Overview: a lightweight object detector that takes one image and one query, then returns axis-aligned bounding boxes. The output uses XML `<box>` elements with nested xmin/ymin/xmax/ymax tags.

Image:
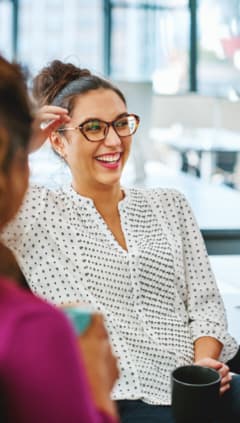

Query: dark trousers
<box><xmin>117</xmin><ymin>374</ymin><xmax>240</xmax><ymax>423</ymax></box>
<box><xmin>117</xmin><ymin>400</ymin><xmax>175</xmax><ymax>423</ymax></box>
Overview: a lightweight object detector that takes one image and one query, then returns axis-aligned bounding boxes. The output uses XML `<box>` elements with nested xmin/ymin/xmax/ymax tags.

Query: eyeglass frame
<box><xmin>57</xmin><ymin>113</ymin><xmax>140</xmax><ymax>142</ymax></box>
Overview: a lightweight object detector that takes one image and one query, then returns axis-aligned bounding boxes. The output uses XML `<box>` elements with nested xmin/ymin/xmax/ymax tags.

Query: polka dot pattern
<box><xmin>1</xmin><ymin>184</ymin><xmax>238</xmax><ymax>405</ymax></box>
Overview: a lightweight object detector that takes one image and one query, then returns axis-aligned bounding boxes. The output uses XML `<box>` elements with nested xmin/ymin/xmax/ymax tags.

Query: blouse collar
<box><xmin>63</xmin><ymin>184</ymin><xmax>130</xmax><ymax>209</ymax></box>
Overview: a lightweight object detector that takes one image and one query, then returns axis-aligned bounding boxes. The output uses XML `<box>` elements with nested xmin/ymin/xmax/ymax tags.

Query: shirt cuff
<box><xmin>189</xmin><ymin>321</ymin><xmax>239</xmax><ymax>362</ymax></box>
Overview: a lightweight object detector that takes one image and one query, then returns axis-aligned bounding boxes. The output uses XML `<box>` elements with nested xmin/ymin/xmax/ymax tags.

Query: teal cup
<box><xmin>63</xmin><ymin>306</ymin><xmax>92</xmax><ymax>334</ymax></box>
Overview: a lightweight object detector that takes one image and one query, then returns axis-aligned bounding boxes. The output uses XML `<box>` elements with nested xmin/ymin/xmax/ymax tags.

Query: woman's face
<box><xmin>52</xmin><ymin>88</ymin><xmax>132</xmax><ymax>193</ymax></box>
<box><xmin>0</xmin><ymin>148</ymin><xmax>29</xmax><ymax>229</ymax></box>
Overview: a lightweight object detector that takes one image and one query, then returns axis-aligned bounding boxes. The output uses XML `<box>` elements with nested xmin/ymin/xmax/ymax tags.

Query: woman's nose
<box><xmin>103</xmin><ymin>125</ymin><xmax>121</xmax><ymax>147</ymax></box>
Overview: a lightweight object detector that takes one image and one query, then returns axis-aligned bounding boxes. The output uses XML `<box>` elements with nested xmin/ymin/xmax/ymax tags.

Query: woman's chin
<box><xmin>93</xmin><ymin>165</ymin><xmax>123</xmax><ymax>185</ymax></box>
<box><xmin>95</xmin><ymin>171</ymin><xmax>122</xmax><ymax>187</ymax></box>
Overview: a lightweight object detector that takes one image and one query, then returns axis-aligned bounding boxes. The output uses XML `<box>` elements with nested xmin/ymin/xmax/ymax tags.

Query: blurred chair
<box><xmin>214</xmin><ymin>98</ymin><xmax>240</xmax><ymax>186</ymax></box>
<box><xmin>218</xmin><ymin>98</ymin><xmax>240</xmax><ymax>132</ymax></box>
<box><xmin>113</xmin><ymin>80</ymin><xmax>153</xmax><ymax>182</ymax></box>
<box><xmin>151</xmin><ymin>93</ymin><xmax>217</xmax><ymax>175</ymax></box>
<box><xmin>151</xmin><ymin>94</ymin><xmax>240</xmax><ymax>184</ymax></box>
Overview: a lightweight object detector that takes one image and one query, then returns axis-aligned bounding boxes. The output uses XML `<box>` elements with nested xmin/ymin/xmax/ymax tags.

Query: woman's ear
<box><xmin>50</xmin><ymin>132</ymin><xmax>67</xmax><ymax>160</ymax></box>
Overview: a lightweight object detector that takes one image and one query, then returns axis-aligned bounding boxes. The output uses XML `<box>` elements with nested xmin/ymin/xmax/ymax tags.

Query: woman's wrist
<box><xmin>194</xmin><ymin>336</ymin><xmax>223</xmax><ymax>362</ymax></box>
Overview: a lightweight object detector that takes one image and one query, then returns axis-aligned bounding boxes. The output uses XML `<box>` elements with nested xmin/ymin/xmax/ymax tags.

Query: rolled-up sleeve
<box><xmin>173</xmin><ymin>190</ymin><xmax>238</xmax><ymax>362</ymax></box>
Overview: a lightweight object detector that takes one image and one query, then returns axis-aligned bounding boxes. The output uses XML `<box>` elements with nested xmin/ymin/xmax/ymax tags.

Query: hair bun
<box><xmin>32</xmin><ymin>60</ymin><xmax>91</xmax><ymax>106</ymax></box>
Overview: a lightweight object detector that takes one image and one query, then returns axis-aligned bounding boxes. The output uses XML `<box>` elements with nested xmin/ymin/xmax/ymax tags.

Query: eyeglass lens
<box><xmin>82</xmin><ymin>115</ymin><xmax>138</xmax><ymax>141</ymax></box>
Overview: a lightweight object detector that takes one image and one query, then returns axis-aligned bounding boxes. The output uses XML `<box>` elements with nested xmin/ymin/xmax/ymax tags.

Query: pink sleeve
<box><xmin>2</xmin><ymin>307</ymin><xmax>117</xmax><ymax>423</ymax></box>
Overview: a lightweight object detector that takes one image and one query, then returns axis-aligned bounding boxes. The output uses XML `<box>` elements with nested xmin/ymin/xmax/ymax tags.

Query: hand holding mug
<box><xmin>62</xmin><ymin>304</ymin><xmax>119</xmax><ymax>419</ymax></box>
<box><xmin>79</xmin><ymin>314</ymin><xmax>119</xmax><ymax>418</ymax></box>
<box><xmin>195</xmin><ymin>357</ymin><xmax>232</xmax><ymax>395</ymax></box>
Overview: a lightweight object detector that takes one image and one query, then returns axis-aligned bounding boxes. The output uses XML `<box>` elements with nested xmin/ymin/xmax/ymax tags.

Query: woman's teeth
<box><xmin>96</xmin><ymin>153</ymin><xmax>120</xmax><ymax>163</ymax></box>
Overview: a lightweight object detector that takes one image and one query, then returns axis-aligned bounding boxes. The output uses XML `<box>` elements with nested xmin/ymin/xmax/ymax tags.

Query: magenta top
<box><xmin>0</xmin><ymin>277</ymin><xmax>117</xmax><ymax>423</ymax></box>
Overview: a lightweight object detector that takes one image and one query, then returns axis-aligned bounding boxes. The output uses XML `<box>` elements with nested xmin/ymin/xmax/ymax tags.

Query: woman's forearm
<box><xmin>194</xmin><ymin>336</ymin><xmax>223</xmax><ymax>362</ymax></box>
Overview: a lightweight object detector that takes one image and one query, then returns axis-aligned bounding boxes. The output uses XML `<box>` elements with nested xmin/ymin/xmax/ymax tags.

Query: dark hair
<box><xmin>32</xmin><ymin>60</ymin><xmax>126</xmax><ymax>114</ymax></box>
<box><xmin>0</xmin><ymin>55</ymin><xmax>32</xmax><ymax>172</ymax></box>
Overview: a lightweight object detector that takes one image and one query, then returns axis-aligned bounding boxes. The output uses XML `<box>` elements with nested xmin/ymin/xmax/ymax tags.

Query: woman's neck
<box><xmin>71</xmin><ymin>181</ymin><xmax>124</xmax><ymax>217</ymax></box>
<box><xmin>71</xmin><ymin>180</ymin><xmax>127</xmax><ymax>250</ymax></box>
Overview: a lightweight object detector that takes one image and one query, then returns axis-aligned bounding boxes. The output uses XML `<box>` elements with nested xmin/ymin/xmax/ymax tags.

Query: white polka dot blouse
<box><xmin>1</xmin><ymin>185</ymin><xmax>238</xmax><ymax>405</ymax></box>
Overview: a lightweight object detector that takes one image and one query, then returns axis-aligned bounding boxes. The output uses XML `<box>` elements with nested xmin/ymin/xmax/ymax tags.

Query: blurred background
<box><xmin>1</xmin><ymin>0</ymin><xmax>240</xmax><ymax>95</ymax></box>
<box><xmin>2</xmin><ymin>0</ymin><xmax>240</xmax><ymax>188</ymax></box>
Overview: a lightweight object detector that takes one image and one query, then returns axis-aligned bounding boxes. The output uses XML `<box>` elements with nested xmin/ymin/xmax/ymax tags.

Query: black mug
<box><xmin>171</xmin><ymin>365</ymin><xmax>221</xmax><ymax>423</ymax></box>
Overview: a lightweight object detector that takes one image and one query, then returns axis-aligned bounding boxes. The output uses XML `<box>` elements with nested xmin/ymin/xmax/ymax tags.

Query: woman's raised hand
<box><xmin>29</xmin><ymin>105</ymin><xmax>70</xmax><ymax>153</ymax></box>
<box><xmin>78</xmin><ymin>314</ymin><xmax>119</xmax><ymax>419</ymax></box>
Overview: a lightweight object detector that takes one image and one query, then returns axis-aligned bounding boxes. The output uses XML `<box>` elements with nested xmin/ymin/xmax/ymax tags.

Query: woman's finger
<box><xmin>218</xmin><ymin>364</ymin><xmax>230</xmax><ymax>378</ymax></box>
<box><xmin>194</xmin><ymin>357</ymin><xmax>222</xmax><ymax>370</ymax></box>
<box><xmin>43</xmin><ymin>116</ymin><xmax>69</xmax><ymax>130</ymax></box>
<box><xmin>37</xmin><ymin>113</ymin><xmax>62</xmax><ymax>122</ymax></box>
<box><xmin>220</xmin><ymin>372</ymin><xmax>232</xmax><ymax>386</ymax></box>
<box><xmin>90</xmin><ymin>314</ymin><xmax>109</xmax><ymax>338</ymax></box>
<box><xmin>33</xmin><ymin>106</ymin><xmax>70</xmax><ymax>128</ymax></box>
<box><xmin>220</xmin><ymin>383</ymin><xmax>231</xmax><ymax>395</ymax></box>
<box><xmin>39</xmin><ymin>105</ymin><xmax>69</xmax><ymax>114</ymax></box>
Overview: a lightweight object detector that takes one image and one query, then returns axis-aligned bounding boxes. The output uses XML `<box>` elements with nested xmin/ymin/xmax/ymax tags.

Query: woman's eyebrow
<box><xmin>77</xmin><ymin>112</ymin><xmax>128</xmax><ymax>125</ymax></box>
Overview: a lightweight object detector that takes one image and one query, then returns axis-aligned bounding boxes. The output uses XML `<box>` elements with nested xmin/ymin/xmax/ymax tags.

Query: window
<box><xmin>198</xmin><ymin>0</ymin><xmax>240</xmax><ymax>96</ymax></box>
<box><xmin>16</xmin><ymin>0</ymin><xmax>104</xmax><ymax>76</ymax></box>
<box><xmin>0</xmin><ymin>0</ymin><xmax>13</xmax><ymax>60</ymax></box>
<box><xmin>110</xmin><ymin>1</ymin><xmax>190</xmax><ymax>94</ymax></box>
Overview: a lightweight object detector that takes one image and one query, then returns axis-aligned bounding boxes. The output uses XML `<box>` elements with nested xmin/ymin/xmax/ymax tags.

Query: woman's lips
<box><xmin>95</xmin><ymin>152</ymin><xmax>121</xmax><ymax>169</ymax></box>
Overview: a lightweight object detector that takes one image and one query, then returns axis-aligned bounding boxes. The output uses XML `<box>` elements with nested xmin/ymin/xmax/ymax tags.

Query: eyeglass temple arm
<box><xmin>58</xmin><ymin>127</ymin><xmax>78</xmax><ymax>132</ymax></box>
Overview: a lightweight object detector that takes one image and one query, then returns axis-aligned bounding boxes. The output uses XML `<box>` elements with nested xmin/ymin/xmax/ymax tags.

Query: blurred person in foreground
<box><xmin>2</xmin><ymin>59</ymin><xmax>240</xmax><ymax>423</ymax></box>
<box><xmin>0</xmin><ymin>55</ymin><xmax>118</xmax><ymax>423</ymax></box>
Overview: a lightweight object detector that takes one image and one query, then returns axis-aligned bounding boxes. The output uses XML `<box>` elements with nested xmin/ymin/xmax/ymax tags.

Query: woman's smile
<box><xmin>95</xmin><ymin>152</ymin><xmax>122</xmax><ymax>169</ymax></box>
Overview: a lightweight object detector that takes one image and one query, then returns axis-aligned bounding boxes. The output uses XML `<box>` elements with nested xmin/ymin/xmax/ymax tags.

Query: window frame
<box><xmin>6</xmin><ymin>0</ymin><xmax>198</xmax><ymax>91</ymax></box>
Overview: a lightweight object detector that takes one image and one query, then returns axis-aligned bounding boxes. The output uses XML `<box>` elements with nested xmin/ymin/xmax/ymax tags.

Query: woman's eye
<box><xmin>115</xmin><ymin>119</ymin><xmax>128</xmax><ymax>128</ymax></box>
<box><xmin>84</xmin><ymin>121</ymin><xmax>102</xmax><ymax>132</ymax></box>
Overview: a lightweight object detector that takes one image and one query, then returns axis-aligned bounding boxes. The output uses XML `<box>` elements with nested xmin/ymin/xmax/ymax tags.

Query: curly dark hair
<box><xmin>32</xmin><ymin>59</ymin><xmax>126</xmax><ymax>115</ymax></box>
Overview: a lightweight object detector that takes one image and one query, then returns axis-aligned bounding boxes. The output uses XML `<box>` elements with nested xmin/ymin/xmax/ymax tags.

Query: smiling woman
<box><xmin>1</xmin><ymin>59</ymin><xmax>240</xmax><ymax>423</ymax></box>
